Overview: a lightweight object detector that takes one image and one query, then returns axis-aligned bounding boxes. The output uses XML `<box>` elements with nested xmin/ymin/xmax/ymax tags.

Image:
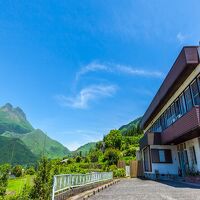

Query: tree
<box><xmin>103</xmin><ymin>148</ymin><xmax>121</xmax><ymax>165</ymax></box>
<box><xmin>89</xmin><ymin>149</ymin><xmax>102</xmax><ymax>163</ymax></box>
<box><xmin>26</xmin><ymin>166</ymin><xmax>35</xmax><ymax>175</ymax></box>
<box><xmin>30</xmin><ymin>157</ymin><xmax>52</xmax><ymax>200</ymax></box>
<box><xmin>0</xmin><ymin>164</ymin><xmax>10</xmax><ymax>197</ymax></box>
<box><xmin>103</xmin><ymin>130</ymin><xmax>122</xmax><ymax>150</ymax></box>
<box><xmin>75</xmin><ymin>156</ymin><xmax>82</xmax><ymax>163</ymax></box>
<box><xmin>12</xmin><ymin>165</ymin><xmax>23</xmax><ymax>177</ymax></box>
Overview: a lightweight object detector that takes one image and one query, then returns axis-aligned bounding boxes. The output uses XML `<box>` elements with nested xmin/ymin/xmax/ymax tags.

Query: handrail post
<box><xmin>52</xmin><ymin>176</ymin><xmax>56</xmax><ymax>200</ymax></box>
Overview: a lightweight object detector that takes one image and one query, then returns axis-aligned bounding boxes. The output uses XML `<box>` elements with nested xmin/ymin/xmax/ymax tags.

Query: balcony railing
<box><xmin>162</xmin><ymin>106</ymin><xmax>200</xmax><ymax>144</ymax></box>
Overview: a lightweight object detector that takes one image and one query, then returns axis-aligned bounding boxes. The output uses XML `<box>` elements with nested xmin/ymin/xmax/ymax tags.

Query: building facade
<box><xmin>139</xmin><ymin>46</ymin><xmax>200</xmax><ymax>179</ymax></box>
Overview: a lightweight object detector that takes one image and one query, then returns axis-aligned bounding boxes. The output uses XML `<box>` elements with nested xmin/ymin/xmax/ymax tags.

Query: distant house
<box><xmin>139</xmin><ymin>46</ymin><xmax>200</xmax><ymax>179</ymax></box>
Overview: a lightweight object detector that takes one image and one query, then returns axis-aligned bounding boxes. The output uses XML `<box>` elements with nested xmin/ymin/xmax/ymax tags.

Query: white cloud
<box><xmin>115</xmin><ymin>64</ymin><xmax>163</xmax><ymax>77</ymax></box>
<box><xmin>76</xmin><ymin>61</ymin><xmax>110</xmax><ymax>80</ymax></box>
<box><xmin>65</xmin><ymin>142</ymin><xmax>82</xmax><ymax>151</ymax></box>
<box><xmin>177</xmin><ymin>32</ymin><xmax>187</xmax><ymax>43</ymax></box>
<box><xmin>56</xmin><ymin>84</ymin><xmax>117</xmax><ymax>109</ymax></box>
<box><xmin>76</xmin><ymin>61</ymin><xmax>163</xmax><ymax>79</ymax></box>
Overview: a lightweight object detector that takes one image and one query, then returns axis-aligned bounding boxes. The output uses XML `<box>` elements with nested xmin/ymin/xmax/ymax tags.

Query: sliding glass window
<box><xmin>179</xmin><ymin>94</ymin><xmax>187</xmax><ymax>115</ymax></box>
<box><xmin>190</xmin><ymin>80</ymin><xmax>200</xmax><ymax>105</ymax></box>
<box><xmin>184</xmin><ymin>87</ymin><xmax>193</xmax><ymax>111</ymax></box>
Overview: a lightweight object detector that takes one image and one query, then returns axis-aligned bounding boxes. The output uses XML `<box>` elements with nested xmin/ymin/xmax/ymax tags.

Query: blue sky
<box><xmin>0</xmin><ymin>0</ymin><xmax>200</xmax><ymax>150</ymax></box>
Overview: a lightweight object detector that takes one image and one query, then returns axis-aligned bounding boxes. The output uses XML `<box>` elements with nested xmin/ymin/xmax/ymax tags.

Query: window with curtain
<box><xmin>151</xmin><ymin>149</ymin><xmax>172</xmax><ymax>163</ymax></box>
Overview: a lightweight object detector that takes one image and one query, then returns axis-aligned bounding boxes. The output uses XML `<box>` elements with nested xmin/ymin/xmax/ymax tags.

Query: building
<box><xmin>139</xmin><ymin>46</ymin><xmax>200</xmax><ymax>179</ymax></box>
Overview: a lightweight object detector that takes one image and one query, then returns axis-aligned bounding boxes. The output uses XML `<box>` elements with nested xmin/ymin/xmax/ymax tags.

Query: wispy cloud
<box><xmin>56</xmin><ymin>84</ymin><xmax>117</xmax><ymax>109</ymax></box>
<box><xmin>115</xmin><ymin>64</ymin><xmax>163</xmax><ymax>77</ymax></box>
<box><xmin>76</xmin><ymin>62</ymin><xmax>110</xmax><ymax>81</ymax></box>
<box><xmin>176</xmin><ymin>32</ymin><xmax>187</xmax><ymax>44</ymax></box>
<box><xmin>76</xmin><ymin>61</ymin><xmax>163</xmax><ymax>80</ymax></box>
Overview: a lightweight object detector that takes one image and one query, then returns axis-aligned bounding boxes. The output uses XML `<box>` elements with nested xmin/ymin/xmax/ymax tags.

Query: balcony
<box><xmin>162</xmin><ymin>106</ymin><xmax>200</xmax><ymax>144</ymax></box>
<box><xmin>139</xmin><ymin>132</ymin><xmax>161</xmax><ymax>150</ymax></box>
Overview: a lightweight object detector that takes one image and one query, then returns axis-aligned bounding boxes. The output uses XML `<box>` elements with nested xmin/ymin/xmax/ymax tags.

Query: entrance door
<box><xmin>178</xmin><ymin>146</ymin><xmax>189</xmax><ymax>176</ymax></box>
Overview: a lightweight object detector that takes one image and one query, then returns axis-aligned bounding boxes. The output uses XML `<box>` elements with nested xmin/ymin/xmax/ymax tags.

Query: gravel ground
<box><xmin>89</xmin><ymin>178</ymin><xmax>200</xmax><ymax>200</ymax></box>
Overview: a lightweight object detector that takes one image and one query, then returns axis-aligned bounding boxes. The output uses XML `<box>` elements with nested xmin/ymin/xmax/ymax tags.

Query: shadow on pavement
<box><xmin>156</xmin><ymin>180</ymin><xmax>200</xmax><ymax>189</ymax></box>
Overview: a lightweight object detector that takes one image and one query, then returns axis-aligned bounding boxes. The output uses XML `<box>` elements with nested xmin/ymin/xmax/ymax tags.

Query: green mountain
<box><xmin>73</xmin><ymin>142</ymin><xmax>96</xmax><ymax>156</ymax></box>
<box><xmin>119</xmin><ymin>117</ymin><xmax>142</xmax><ymax>135</ymax></box>
<box><xmin>0</xmin><ymin>136</ymin><xmax>37</xmax><ymax>165</ymax></box>
<box><xmin>0</xmin><ymin>103</ymin><xmax>70</xmax><ymax>165</ymax></box>
<box><xmin>20</xmin><ymin>129</ymin><xmax>70</xmax><ymax>158</ymax></box>
<box><xmin>0</xmin><ymin>103</ymin><xmax>34</xmax><ymax>134</ymax></box>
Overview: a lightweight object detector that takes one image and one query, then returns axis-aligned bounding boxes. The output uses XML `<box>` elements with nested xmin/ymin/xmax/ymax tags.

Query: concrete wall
<box><xmin>150</xmin><ymin>145</ymin><xmax>179</xmax><ymax>175</ymax></box>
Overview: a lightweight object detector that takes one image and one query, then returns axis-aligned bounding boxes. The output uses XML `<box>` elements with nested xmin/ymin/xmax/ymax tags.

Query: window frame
<box><xmin>151</xmin><ymin>149</ymin><xmax>173</xmax><ymax>164</ymax></box>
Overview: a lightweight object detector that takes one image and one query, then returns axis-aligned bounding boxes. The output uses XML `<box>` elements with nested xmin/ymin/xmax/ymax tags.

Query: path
<box><xmin>89</xmin><ymin>178</ymin><xmax>200</xmax><ymax>200</ymax></box>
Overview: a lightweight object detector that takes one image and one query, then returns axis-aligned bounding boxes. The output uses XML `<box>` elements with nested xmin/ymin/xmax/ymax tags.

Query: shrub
<box><xmin>113</xmin><ymin>168</ymin><xmax>126</xmax><ymax>178</ymax></box>
<box><xmin>26</xmin><ymin>166</ymin><xmax>35</xmax><ymax>175</ymax></box>
<box><xmin>0</xmin><ymin>164</ymin><xmax>10</xmax><ymax>197</ymax></box>
<box><xmin>109</xmin><ymin>165</ymin><xmax>117</xmax><ymax>171</ymax></box>
<box><xmin>12</xmin><ymin>165</ymin><xmax>23</xmax><ymax>177</ymax></box>
<box><xmin>103</xmin><ymin>130</ymin><xmax>122</xmax><ymax>150</ymax></box>
<box><xmin>75</xmin><ymin>156</ymin><xmax>82</xmax><ymax>163</ymax></box>
<box><xmin>89</xmin><ymin>150</ymin><xmax>102</xmax><ymax>163</ymax></box>
<box><xmin>103</xmin><ymin>148</ymin><xmax>121</xmax><ymax>165</ymax></box>
<box><xmin>123</xmin><ymin>146</ymin><xmax>137</xmax><ymax>157</ymax></box>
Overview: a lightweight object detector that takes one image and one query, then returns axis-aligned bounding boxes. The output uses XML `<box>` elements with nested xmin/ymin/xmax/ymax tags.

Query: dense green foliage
<box><xmin>30</xmin><ymin>158</ymin><xmax>52</xmax><ymax>200</ymax></box>
<box><xmin>73</xmin><ymin>142</ymin><xmax>96</xmax><ymax>156</ymax></box>
<box><xmin>0</xmin><ymin>136</ymin><xmax>37</xmax><ymax>165</ymax></box>
<box><xmin>104</xmin><ymin>130</ymin><xmax>122</xmax><ymax>149</ymax></box>
<box><xmin>119</xmin><ymin>117</ymin><xmax>142</xmax><ymax>135</ymax></box>
<box><xmin>1</xmin><ymin>115</ymin><xmax>143</xmax><ymax>199</ymax></box>
<box><xmin>0</xmin><ymin>103</ymin><xmax>70</xmax><ymax>165</ymax></box>
<box><xmin>0</xmin><ymin>164</ymin><xmax>10</xmax><ymax>197</ymax></box>
<box><xmin>12</xmin><ymin>165</ymin><xmax>23</xmax><ymax>177</ymax></box>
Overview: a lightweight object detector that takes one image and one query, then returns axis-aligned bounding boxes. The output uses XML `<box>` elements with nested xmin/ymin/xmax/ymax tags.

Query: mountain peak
<box><xmin>1</xmin><ymin>103</ymin><xmax>27</xmax><ymax>120</ymax></box>
<box><xmin>15</xmin><ymin>107</ymin><xmax>27</xmax><ymax>120</ymax></box>
<box><xmin>2</xmin><ymin>103</ymin><xmax>13</xmax><ymax>111</ymax></box>
<box><xmin>0</xmin><ymin>103</ymin><xmax>33</xmax><ymax>134</ymax></box>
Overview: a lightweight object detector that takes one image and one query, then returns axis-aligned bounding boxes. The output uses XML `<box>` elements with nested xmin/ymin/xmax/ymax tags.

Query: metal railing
<box><xmin>52</xmin><ymin>172</ymin><xmax>113</xmax><ymax>200</ymax></box>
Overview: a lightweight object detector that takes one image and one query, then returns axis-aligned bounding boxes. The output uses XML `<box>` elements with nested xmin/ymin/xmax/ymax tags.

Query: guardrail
<box><xmin>52</xmin><ymin>172</ymin><xmax>113</xmax><ymax>200</ymax></box>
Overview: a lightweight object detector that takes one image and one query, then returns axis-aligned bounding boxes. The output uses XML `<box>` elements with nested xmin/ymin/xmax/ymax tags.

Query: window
<box><xmin>184</xmin><ymin>87</ymin><xmax>193</xmax><ymax>111</ymax></box>
<box><xmin>198</xmin><ymin>138</ymin><xmax>200</xmax><ymax>149</ymax></box>
<box><xmin>151</xmin><ymin>149</ymin><xmax>172</xmax><ymax>163</ymax></box>
<box><xmin>170</xmin><ymin>104</ymin><xmax>176</xmax><ymax>123</ymax></box>
<box><xmin>159</xmin><ymin>150</ymin><xmax>165</xmax><ymax>162</ymax></box>
<box><xmin>197</xmin><ymin>75</ymin><xmax>200</xmax><ymax>91</ymax></box>
<box><xmin>143</xmin><ymin>147</ymin><xmax>151</xmax><ymax>172</ymax></box>
<box><xmin>179</xmin><ymin>94</ymin><xmax>187</xmax><ymax>115</ymax></box>
<box><xmin>174</xmin><ymin>99</ymin><xmax>181</xmax><ymax>118</ymax></box>
<box><xmin>190</xmin><ymin>80</ymin><xmax>200</xmax><ymax>105</ymax></box>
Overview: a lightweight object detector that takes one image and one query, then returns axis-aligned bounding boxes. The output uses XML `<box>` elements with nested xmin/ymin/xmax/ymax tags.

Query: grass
<box><xmin>6</xmin><ymin>175</ymin><xmax>34</xmax><ymax>196</ymax></box>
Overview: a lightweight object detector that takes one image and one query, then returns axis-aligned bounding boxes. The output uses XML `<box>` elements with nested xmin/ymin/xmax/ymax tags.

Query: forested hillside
<box><xmin>0</xmin><ymin>103</ymin><xmax>70</xmax><ymax>165</ymax></box>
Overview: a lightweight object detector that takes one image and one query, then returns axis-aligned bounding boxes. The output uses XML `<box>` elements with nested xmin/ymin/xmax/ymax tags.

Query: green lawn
<box><xmin>7</xmin><ymin>175</ymin><xmax>34</xmax><ymax>196</ymax></box>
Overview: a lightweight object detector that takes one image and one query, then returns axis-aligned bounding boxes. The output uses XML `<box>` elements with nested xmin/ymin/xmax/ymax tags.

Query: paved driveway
<box><xmin>89</xmin><ymin>178</ymin><xmax>200</xmax><ymax>200</ymax></box>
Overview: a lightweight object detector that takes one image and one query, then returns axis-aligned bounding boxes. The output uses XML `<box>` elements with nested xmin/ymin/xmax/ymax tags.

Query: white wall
<box><xmin>185</xmin><ymin>137</ymin><xmax>200</xmax><ymax>172</ymax></box>
<box><xmin>150</xmin><ymin>145</ymin><xmax>179</xmax><ymax>175</ymax></box>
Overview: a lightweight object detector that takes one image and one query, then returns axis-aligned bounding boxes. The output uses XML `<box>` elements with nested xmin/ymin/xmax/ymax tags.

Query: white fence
<box><xmin>52</xmin><ymin>172</ymin><xmax>113</xmax><ymax>200</ymax></box>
